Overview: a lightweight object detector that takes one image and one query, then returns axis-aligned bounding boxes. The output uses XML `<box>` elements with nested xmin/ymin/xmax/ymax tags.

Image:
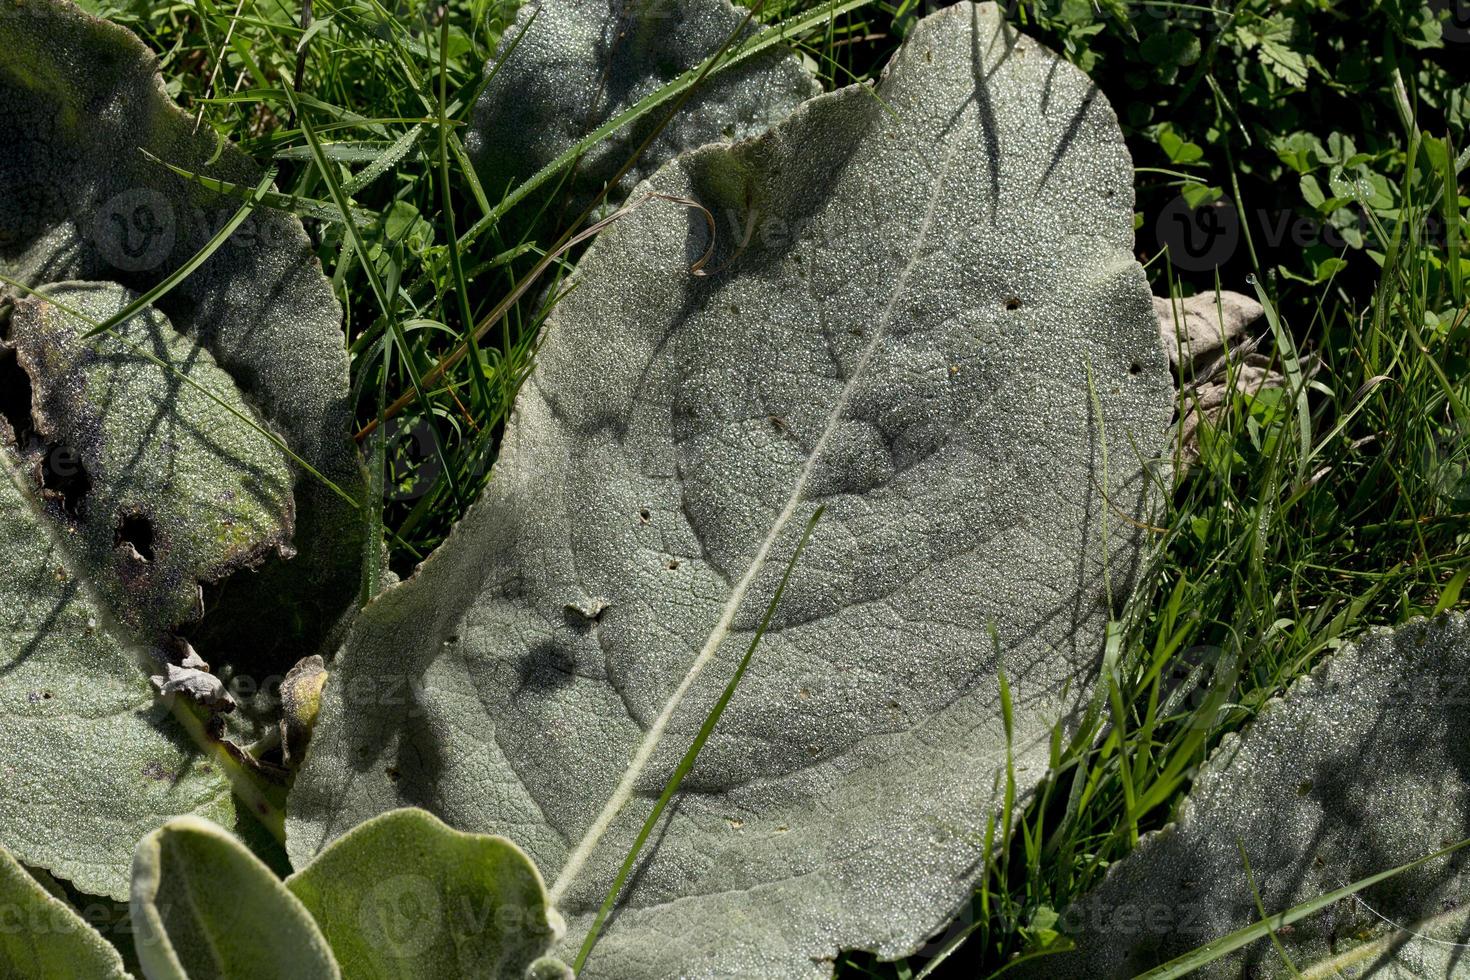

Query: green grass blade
<box><xmin>1249</xmin><ymin>277</ymin><xmax>1313</xmax><ymax>488</ymax></box>
<box><xmin>140</xmin><ymin>149</ymin><xmax>374</xmax><ymax>225</ymax></box>
<box><xmin>436</xmin><ymin>15</ymin><xmax>494</xmax><ymax>414</ymax></box>
<box><xmin>284</xmin><ymin>84</ymin><xmax>468</xmax><ymax>509</ymax></box>
<box><xmin>573</xmin><ymin>506</ymin><xmax>827</xmax><ymax>974</ymax></box>
<box><xmin>1133</xmin><ymin>836</ymin><xmax>1470</xmax><ymax>980</ymax></box>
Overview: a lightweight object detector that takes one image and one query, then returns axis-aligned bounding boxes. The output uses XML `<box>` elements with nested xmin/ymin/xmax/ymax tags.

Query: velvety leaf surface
<box><xmin>130</xmin><ymin>817</ymin><xmax>338</xmax><ymax>980</ymax></box>
<box><xmin>0</xmin><ymin>0</ymin><xmax>354</xmax><ymax>903</ymax></box>
<box><xmin>0</xmin><ymin>0</ymin><xmax>361</xmax><ymax>663</ymax></box>
<box><xmin>466</xmin><ymin>0</ymin><xmax>820</xmax><ymax>215</ymax></box>
<box><xmin>286</xmin><ymin>809</ymin><xmax>567</xmax><ymax>979</ymax></box>
<box><xmin>1031</xmin><ymin>613</ymin><xmax>1470</xmax><ymax>978</ymax></box>
<box><xmin>0</xmin><ymin>843</ymin><xmax>130</xmax><ymax>979</ymax></box>
<box><xmin>0</xmin><ymin>424</ymin><xmax>270</xmax><ymax>900</ymax></box>
<box><xmin>7</xmin><ymin>283</ymin><xmax>294</xmax><ymax>631</ymax></box>
<box><xmin>291</xmin><ymin>3</ymin><xmax>1172</xmax><ymax>976</ymax></box>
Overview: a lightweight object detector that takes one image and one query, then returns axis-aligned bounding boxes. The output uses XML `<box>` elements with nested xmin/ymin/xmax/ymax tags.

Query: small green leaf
<box><xmin>130</xmin><ymin>817</ymin><xmax>339</xmax><ymax>980</ymax></box>
<box><xmin>0</xmin><ymin>844</ymin><xmax>129</xmax><ymax>979</ymax></box>
<box><xmin>1153</xmin><ymin>123</ymin><xmax>1204</xmax><ymax>165</ymax></box>
<box><xmin>286</xmin><ymin>809</ymin><xmax>565</xmax><ymax>979</ymax></box>
<box><xmin>1238</xmin><ymin>14</ymin><xmax>1308</xmax><ymax>87</ymax></box>
<box><xmin>1272</xmin><ymin>132</ymin><xmax>1325</xmax><ymax>174</ymax></box>
<box><xmin>1299</xmin><ymin>174</ymin><xmax>1326</xmax><ymax>211</ymax></box>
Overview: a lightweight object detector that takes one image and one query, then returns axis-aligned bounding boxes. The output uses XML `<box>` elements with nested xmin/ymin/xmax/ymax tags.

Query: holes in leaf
<box><xmin>1003</xmin><ymin>297</ymin><xmax>1023</xmax><ymax>311</ymax></box>
<box><xmin>114</xmin><ymin>513</ymin><xmax>156</xmax><ymax>563</ymax></box>
<box><xmin>42</xmin><ymin>445</ymin><xmax>92</xmax><ymax>517</ymax></box>
<box><xmin>2</xmin><ymin>319</ymin><xmax>94</xmax><ymax>516</ymax></box>
<box><xmin>0</xmin><ymin>337</ymin><xmax>34</xmax><ymax>447</ymax></box>
<box><xmin>1129</xmin><ymin>361</ymin><xmax>1143</xmax><ymax>376</ymax></box>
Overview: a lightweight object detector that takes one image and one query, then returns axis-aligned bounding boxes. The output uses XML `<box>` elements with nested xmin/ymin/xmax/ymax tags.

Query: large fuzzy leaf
<box><xmin>0</xmin><ymin>290</ymin><xmax>293</xmax><ymax>899</ymax></box>
<box><xmin>131</xmin><ymin>817</ymin><xmax>338</xmax><ymax>980</ymax></box>
<box><xmin>0</xmin><ymin>843</ymin><xmax>130</xmax><ymax>979</ymax></box>
<box><xmin>0</xmin><ymin>0</ymin><xmax>361</xmax><ymax>664</ymax></box>
<box><xmin>0</xmin><ymin>0</ymin><xmax>357</xmax><ymax>902</ymax></box>
<box><xmin>1032</xmin><ymin>613</ymin><xmax>1470</xmax><ymax>978</ymax></box>
<box><xmin>466</xmin><ymin>0</ymin><xmax>820</xmax><ymax>215</ymax></box>
<box><xmin>291</xmin><ymin>3</ymin><xmax>1171</xmax><ymax>976</ymax></box>
<box><xmin>286</xmin><ymin>809</ymin><xmax>569</xmax><ymax>980</ymax></box>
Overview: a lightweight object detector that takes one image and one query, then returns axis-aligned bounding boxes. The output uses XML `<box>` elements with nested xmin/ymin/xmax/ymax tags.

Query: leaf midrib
<box><xmin>547</xmin><ymin>131</ymin><xmax>962</xmax><ymax>904</ymax></box>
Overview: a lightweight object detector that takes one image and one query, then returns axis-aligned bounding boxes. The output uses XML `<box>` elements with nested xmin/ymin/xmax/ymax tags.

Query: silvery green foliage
<box><xmin>285</xmin><ymin>809</ymin><xmax>571</xmax><ymax>980</ymax></box>
<box><xmin>0</xmin><ymin>844</ymin><xmax>129</xmax><ymax>979</ymax></box>
<box><xmin>0</xmin><ymin>295</ymin><xmax>293</xmax><ymax>898</ymax></box>
<box><xmin>0</xmin><ymin>0</ymin><xmax>357</xmax><ymax>901</ymax></box>
<box><xmin>0</xmin><ymin>807</ymin><xmax>565</xmax><ymax>979</ymax></box>
<box><xmin>0</xmin><ymin>0</ymin><xmax>361</xmax><ymax>662</ymax></box>
<box><xmin>127</xmin><ymin>810</ymin><xmax>566</xmax><ymax>980</ymax></box>
<box><xmin>291</xmin><ymin>4</ymin><xmax>1172</xmax><ymax>976</ymax></box>
<box><xmin>7</xmin><ymin>283</ymin><xmax>295</xmax><ymax>630</ymax></box>
<box><xmin>1033</xmin><ymin>613</ymin><xmax>1470</xmax><ymax>978</ymax></box>
<box><xmin>466</xmin><ymin>0</ymin><xmax>820</xmax><ymax>214</ymax></box>
<box><xmin>132</xmin><ymin>817</ymin><xmax>340</xmax><ymax>980</ymax></box>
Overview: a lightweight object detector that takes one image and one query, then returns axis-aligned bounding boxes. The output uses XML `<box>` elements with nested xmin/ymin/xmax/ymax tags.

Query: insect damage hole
<box><xmin>0</xmin><ymin>337</ymin><xmax>35</xmax><ymax>447</ymax></box>
<box><xmin>3</xmin><ymin>323</ymin><xmax>96</xmax><ymax>516</ymax></box>
<box><xmin>115</xmin><ymin>513</ymin><xmax>156</xmax><ymax>563</ymax></box>
<box><xmin>43</xmin><ymin>445</ymin><xmax>92</xmax><ymax>516</ymax></box>
<box><xmin>1003</xmin><ymin>296</ymin><xmax>1023</xmax><ymax>311</ymax></box>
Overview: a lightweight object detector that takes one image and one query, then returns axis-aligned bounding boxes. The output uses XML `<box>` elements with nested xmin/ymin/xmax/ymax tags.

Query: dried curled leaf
<box><xmin>281</xmin><ymin>655</ymin><xmax>329</xmax><ymax>767</ymax></box>
<box><xmin>292</xmin><ymin>4</ymin><xmax>1172</xmax><ymax>976</ymax></box>
<box><xmin>1033</xmin><ymin>614</ymin><xmax>1470</xmax><ymax>978</ymax></box>
<box><xmin>1154</xmin><ymin>290</ymin><xmax>1263</xmax><ymax>376</ymax></box>
<box><xmin>466</xmin><ymin>0</ymin><xmax>820</xmax><ymax>216</ymax></box>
